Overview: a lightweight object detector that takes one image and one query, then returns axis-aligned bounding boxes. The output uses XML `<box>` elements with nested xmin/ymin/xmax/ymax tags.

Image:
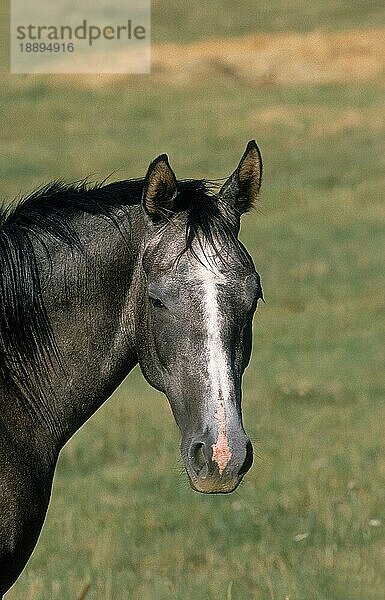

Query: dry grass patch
<box><xmin>3</xmin><ymin>27</ymin><xmax>384</xmax><ymax>91</ymax></box>
<box><xmin>150</xmin><ymin>28</ymin><xmax>385</xmax><ymax>86</ymax></box>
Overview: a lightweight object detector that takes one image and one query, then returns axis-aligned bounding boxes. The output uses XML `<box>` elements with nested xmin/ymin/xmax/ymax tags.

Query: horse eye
<box><xmin>149</xmin><ymin>296</ymin><xmax>165</xmax><ymax>309</ymax></box>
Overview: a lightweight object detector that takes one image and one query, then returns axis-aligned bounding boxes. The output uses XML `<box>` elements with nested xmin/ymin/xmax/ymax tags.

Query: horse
<box><xmin>0</xmin><ymin>140</ymin><xmax>263</xmax><ymax>595</ymax></box>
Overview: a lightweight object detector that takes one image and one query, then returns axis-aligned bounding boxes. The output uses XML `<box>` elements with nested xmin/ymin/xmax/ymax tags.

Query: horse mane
<box><xmin>0</xmin><ymin>176</ymin><xmax>240</xmax><ymax>396</ymax></box>
<box><xmin>0</xmin><ymin>178</ymin><xmax>141</xmax><ymax>394</ymax></box>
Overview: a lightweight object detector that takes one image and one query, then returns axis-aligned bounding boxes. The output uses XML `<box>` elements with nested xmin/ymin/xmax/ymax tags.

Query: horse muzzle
<box><xmin>182</xmin><ymin>431</ymin><xmax>253</xmax><ymax>494</ymax></box>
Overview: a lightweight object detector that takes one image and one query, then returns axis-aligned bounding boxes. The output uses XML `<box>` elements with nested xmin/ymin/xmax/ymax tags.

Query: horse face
<box><xmin>142</xmin><ymin>241</ymin><xmax>262</xmax><ymax>492</ymax></box>
<box><xmin>137</xmin><ymin>142</ymin><xmax>263</xmax><ymax>493</ymax></box>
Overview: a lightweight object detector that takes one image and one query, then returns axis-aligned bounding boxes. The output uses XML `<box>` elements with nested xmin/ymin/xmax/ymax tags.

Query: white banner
<box><xmin>10</xmin><ymin>1</ymin><xmax>151</xmax><ymax>73</ymax></box>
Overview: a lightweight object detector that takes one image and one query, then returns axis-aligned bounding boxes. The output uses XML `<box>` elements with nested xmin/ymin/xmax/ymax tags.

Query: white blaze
<box><xmin>197</xmin><ymin>256</ymin><xmax>232</xmax><ymax>475</ymax></box>
<box><xmin>201</xmin><ymin>274</ymin><xmax>230</xmax><ymax>401</ymax></box>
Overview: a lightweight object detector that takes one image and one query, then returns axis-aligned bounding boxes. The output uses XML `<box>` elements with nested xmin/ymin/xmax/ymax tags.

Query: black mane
<box><xmin>0</xmin><ymin>176</ymin><xmax>240</xmax><ymax>397</ymax></box>
<box><xmin>0</xmin><ymin>178</ymin><xmax>143</xmax><ymax>396</ymax></box>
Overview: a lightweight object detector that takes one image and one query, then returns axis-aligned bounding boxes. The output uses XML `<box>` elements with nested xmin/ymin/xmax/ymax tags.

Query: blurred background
<box><xmin>1</xmin><ymin>2</ymin><xmax>384</xmax><ymax>598</ymax></box>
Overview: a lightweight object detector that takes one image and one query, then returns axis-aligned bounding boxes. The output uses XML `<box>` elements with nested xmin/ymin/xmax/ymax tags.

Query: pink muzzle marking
<box><xmin>211</xmin><ymin>397</ymin><xmax>232</xmax><ymax>475</ymax></box>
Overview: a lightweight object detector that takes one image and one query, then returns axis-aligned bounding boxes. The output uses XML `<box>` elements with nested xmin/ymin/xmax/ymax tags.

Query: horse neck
<box><xmin>21</xmin><ymin>206</ymin><xmax>144</xmax><ymax>452</ymax></box>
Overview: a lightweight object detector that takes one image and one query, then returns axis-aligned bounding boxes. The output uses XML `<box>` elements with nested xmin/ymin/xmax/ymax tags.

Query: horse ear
<box><xmin>142</xmin><ymin>154</ymin><xmax>178</xmax><ymax>223</ymax></box>
<box><xmin>219</xmin><ymin>140</ymin><xmax>262</xmax><ymax>214</ymax></box>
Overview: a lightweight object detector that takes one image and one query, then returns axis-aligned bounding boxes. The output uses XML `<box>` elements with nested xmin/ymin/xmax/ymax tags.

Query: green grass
<box><xmin>151</xmin><ymin>0</ymin><xmax>385</xmax><ymax>42</ymax></box>
<box><xmin>2</xmin><ymin>3</ymin><xmax>385</xmax><ymax>598</ymax></box>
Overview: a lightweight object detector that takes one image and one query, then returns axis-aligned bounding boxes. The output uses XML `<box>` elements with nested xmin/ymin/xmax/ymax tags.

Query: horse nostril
<box><xmin>239</xmin><ymin>440</ymin><xmax>253</xmax><ymax>476</ymax></box>
<box><xmin>190</xmin><ymin>442</ymin><xmax>208</xmax><ymax>477</ymax></box>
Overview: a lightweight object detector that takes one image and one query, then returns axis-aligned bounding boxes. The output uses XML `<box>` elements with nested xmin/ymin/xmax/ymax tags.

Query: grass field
<box><xmin>1</xmin><ymin>2</ymin><xmax>385</xmax><ymax>599</ymax></box>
